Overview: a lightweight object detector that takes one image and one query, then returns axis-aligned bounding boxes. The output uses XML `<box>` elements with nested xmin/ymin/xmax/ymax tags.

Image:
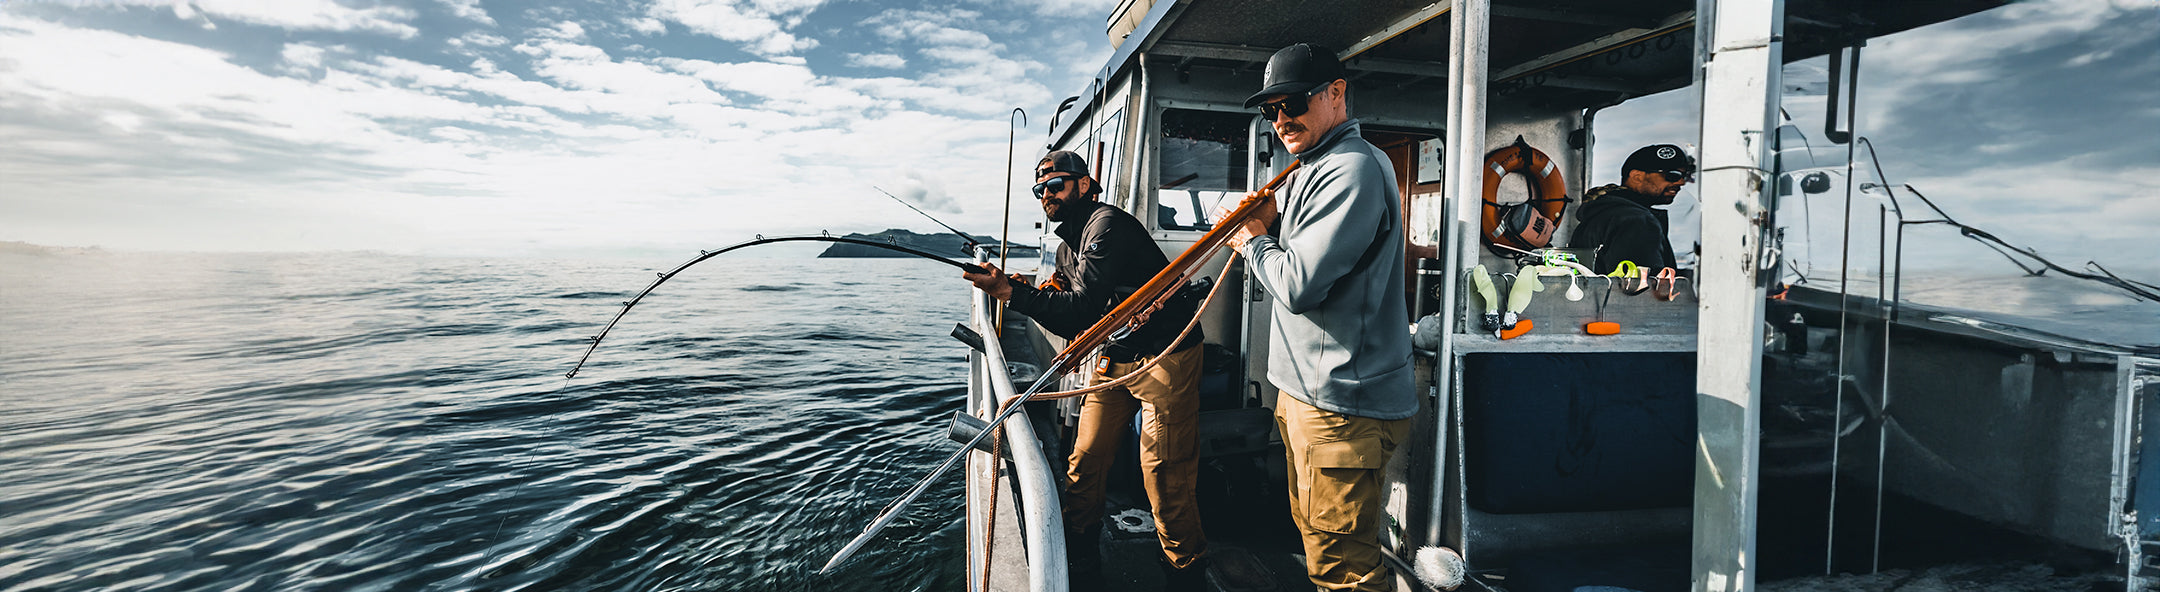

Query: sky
<box><xmin>2</xmin><ymin>0</ymin><xmax>2154</xmax><ymax>267</ymax></box>
<box><xmin>1591</xmin><ymin>0</ymin><xmax>2158</xmax><ymax>276</ymax></box>
<box><xmin>0</xmin><ymin>0</ymin><xmax>1119</xmax><ymax>257</ymax></box>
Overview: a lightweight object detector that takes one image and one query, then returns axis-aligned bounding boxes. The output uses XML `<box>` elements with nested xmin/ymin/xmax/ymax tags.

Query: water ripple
<box><xmin>0</xmin><ymin>254</ymin><xmax>976</xmax><ymax>592</ymax></box>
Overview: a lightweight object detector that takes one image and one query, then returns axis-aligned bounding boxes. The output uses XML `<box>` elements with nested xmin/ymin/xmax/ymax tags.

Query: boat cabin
<box><xmin>957</xmin><ymin>0</ymin><xmax>2160</xmax><ymax>590</ymax></box>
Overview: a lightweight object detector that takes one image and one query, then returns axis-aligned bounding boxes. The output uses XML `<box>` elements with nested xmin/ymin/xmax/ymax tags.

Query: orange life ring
<box><xmin>1479</xmin><ymin>138</ymin><xmax>1569</xmax><ymax>253</ymax></box>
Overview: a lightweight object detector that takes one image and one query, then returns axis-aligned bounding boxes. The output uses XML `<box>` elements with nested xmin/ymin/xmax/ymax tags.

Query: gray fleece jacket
<box><xmin>1241</xmin><ymin>119</ymin><xmax>1416</xmax><ymax>420</ymax></box>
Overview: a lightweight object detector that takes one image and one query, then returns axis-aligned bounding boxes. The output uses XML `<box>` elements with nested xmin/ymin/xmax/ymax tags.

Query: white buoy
<box><xmin>1413</xmin><ymin>546</ymin><xmax>1466</xmax><ymax>590</ymax></box>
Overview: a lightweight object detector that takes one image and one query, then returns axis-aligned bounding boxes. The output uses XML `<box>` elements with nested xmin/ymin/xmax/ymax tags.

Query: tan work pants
<box><xmin>1276</xmin><ymin>393</ymin><xmax>1413</xmax><ymax>591</ymax></box>
<box><xmin>1062</xmin><ymin>345</ymin><xmax>1207</xmax><ymax>568</ymax></box>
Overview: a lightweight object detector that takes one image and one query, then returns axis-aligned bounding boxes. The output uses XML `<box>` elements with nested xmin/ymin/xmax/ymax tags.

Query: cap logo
<box><xmin>1656</xmin><ymin>147</ymin><xmax>1677</xmax><ymax>160</ymax></box>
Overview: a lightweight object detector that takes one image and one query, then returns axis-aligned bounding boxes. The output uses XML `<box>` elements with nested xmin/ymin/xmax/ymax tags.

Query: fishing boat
<box><xmin>941</xmin><ymin>0</ymin><xmax>2159</xmax><ymax>590</ymax></box>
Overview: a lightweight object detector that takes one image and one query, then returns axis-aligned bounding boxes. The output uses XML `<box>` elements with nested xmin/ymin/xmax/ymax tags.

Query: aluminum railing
<box><xmin>966</xmin><ymin>262</ymin><xmax>1068</xmax><ymax>592</ymax></box>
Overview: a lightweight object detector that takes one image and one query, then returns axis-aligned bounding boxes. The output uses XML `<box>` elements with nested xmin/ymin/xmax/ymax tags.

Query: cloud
<box><xmin>648</xmin><ymin>0</ymin><xmax>828</xmax><ymax>56</ymax></box>
<box><xmin>0</xmin><ymin>1</ymin><xmax>1119</xmax><ymax>254</ymax></box>
<box><xmin>856</xmin><ymin>8</ymin><xmax>1049</xmax><ymax>114</ymax></box>
<box><xmin>1032</xmin><ymin>0</ymin><xmax>1122</xmax><ymax>19</ymax></box>
<box><xmin>535</xmin><ymin>20</ymin><xmax>586</xmax><ymax>41</ymax></box>
<box><xmin>887</xmin><ymin>169</ymin><xmax>961</xmax><ymax>214</ymax></box>
<box><xmin>115</xmin><ymin>0</ymin><xmax>423</xmax><ymax>38</ymax></box>
<box><xmin>451</xmin><ymin>30</ymin><xmax>508</xmax><ymax>48</ymax></box>
<box><xmin>279</xmin><ymin>42</ymin><xmax>328</xmax><ymax>74</ymax></box>
<box><xmin>435</xmin><ymin>0</ymin><xmax>494</xmax><ymax>26</ymax></box>
<box><xmin>512</xmin><ymin>35</ymin><xmax>731</xmax><ymax>110</ymax></box>
<box><xmin>623</xmin><ymin>16</ymin><xmax>666</xmax><ymax>35</ymax></box>
<box><xmin>867</xmin><ymin>8</ymin><xmax>992</xmax><ymax>47</ymax></box>
<box><xmin>847</xmin><ymin>53</ymin><xmax>907</xmax><ymax>69</ymax></box>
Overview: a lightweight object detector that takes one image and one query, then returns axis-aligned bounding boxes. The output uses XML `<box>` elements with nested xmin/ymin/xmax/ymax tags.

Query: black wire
<box><xmin>565</xmin><ymin>235</ymin><xmax>989</xmax><ymax>378</ymax></box>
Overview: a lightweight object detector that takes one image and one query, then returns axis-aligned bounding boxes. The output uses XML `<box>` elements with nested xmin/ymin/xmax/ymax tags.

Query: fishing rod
<box><xmin>564</xmin><ymin>234</ymin><xmax>986</xmax><ymax>379</ymax></box>
<box><xmin>872</xmin><ymin>186</ymin><xmax>981</xmax><ymax>254</ymax></box>
<box><xmin>820</xmin><ymin>159</ymin><xmax>1303</xmax><ymax>573</ymax></box>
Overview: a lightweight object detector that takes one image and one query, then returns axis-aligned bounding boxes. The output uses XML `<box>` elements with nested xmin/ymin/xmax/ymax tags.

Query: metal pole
<box><xmin>1824</xmin><ymin>44</ymin><xmax>1860</xmax><ymax>576</ymax></box>
<box><xmin>1692</xmin><ymin>0</ymin><xmax>1783</xmax><ymax>589</ymax></box>
<box><xmin>1428</xmin><ymin>0</ymin><xmax>1485</xmax><ymax>552</ymax></box>
<box><xmin>1000</xmin><ymin>108</ymin><xmax>1026</xmax><ymax>337</ymax></box>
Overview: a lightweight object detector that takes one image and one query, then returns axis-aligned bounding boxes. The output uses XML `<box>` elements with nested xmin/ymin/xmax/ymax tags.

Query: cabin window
<box><xmin>1156</xmin><ymin>108</ymin><xmax>1250</xmax><ymax>231</ymax></box>
<box><xmin>1094</xmin><ymin>109</ymin><xmax>1126</xmax><ymax>212</ymax></box>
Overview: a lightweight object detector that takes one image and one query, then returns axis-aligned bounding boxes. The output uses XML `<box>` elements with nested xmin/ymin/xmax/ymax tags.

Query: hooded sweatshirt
<box><xmin>1567</xmin><ymin>183</ymin><xmax>1675</xmax><ymax>274</ymax></box>
<box><xmin>1240</xmin><ymin>119</ymin><xmax>1415</xmax><ymax>421</ymax></box>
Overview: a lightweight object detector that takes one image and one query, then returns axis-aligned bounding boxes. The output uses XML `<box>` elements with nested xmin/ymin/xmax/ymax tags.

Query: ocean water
<box><xmin>0</xmin><ymin>252</ymin><xmax>977</xmax><ymax>591</ymax></box>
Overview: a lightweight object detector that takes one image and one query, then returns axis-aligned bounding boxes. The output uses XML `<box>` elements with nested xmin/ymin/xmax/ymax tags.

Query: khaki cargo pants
<box><xmin>1061</xmin><ymin>344</ymin><xmax>1208</xmax><ymax>568</ymax></box>
<box><xmin>1277</xmin><ymin>393</ymin><xmax>1412</xmax><ymax>591</ymax></box>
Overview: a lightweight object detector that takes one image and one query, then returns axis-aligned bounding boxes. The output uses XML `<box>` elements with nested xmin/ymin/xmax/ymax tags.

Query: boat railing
<box><xmin>967</xmin><ymin>256</ymin><xmax>1068</xmax><ymax>592</ymax></box>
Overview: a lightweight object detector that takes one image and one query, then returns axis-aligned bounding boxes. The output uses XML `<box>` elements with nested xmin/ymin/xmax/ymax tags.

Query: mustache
<box><xmin>1276</xmin><ymin>121</ymin><xmax>1306</xmax><ymax>136</ymax></box>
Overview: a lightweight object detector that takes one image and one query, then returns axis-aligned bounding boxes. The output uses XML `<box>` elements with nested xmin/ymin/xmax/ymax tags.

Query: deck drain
<box><xmin>1110</xmin><ymin>509</ymin><xmax>1155</xmax><ymax>534</ymax></box>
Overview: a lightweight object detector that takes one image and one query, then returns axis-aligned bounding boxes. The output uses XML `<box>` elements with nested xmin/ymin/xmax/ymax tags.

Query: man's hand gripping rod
<box><xmin>820</xmin><ymin>161</ymin><xmax>1301</xmax><ymax>573</ymax></box>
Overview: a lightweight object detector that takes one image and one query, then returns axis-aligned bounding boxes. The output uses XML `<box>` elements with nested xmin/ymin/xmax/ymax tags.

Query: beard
<box><xmin>1041</xmin><ymin>196</ymin><xmax>1070</xmax><ymax>222</ymax></box>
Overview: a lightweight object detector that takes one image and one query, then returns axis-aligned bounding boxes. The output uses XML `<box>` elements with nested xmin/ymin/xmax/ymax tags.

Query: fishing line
<box><xmin>1852</xmin><ymin>138</ymin><xmax>2158</xmax><ymax>302</ymax></box>
<box><xmin>564</xmin><ymin>234</ymin><xmax>986</xmax><ymax>379</ymax></box>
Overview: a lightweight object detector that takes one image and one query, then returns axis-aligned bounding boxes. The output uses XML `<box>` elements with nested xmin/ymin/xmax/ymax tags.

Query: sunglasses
<box><xmin>1656</xmin><ymin>170</ymin><xmax>1694</xmax><ymax>183</ymax></box>
<box><xmin>1032</xmin><ymin>175</ymin><xmax>1076</xmax><ymax>198</ymax></box>
<box><xmin>1255</xmin><ymin>83</ymin><xmax>1331</xmax><ymax>120</ymax></box>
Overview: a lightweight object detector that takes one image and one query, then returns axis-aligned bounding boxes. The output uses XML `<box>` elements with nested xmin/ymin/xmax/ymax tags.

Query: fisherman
<box><xmin>1567</xmin><ymin>144</ymin><xmax>1696</xmax><ymax>273</ymax></box>
<box><xmin>962</xmin><ymin>150</ymin><xmax>1211</xmax><ymax>588</ymax></box>
<box><xmin>1224</xmin><ymin>43</ymin><xmax>1416</xmax><ymax>591</ymax></box>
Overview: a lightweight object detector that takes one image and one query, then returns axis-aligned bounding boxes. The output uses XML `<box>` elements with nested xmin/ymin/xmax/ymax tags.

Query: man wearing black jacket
<box><xmin>1568</xmin><ymin>144</ymin><xmax>1695</xmax><ymax>273</ymax></box>
<box><xmin>963</xmin><ymin>150</ymin><xmax>1209</xmax><ymax>588</ymax></box>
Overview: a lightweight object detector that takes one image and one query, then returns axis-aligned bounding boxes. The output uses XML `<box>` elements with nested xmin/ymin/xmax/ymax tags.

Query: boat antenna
<box><xmin>873</xmin><ymin>185</ymin><xmax>979</xmax><ymax>252</ymax></box>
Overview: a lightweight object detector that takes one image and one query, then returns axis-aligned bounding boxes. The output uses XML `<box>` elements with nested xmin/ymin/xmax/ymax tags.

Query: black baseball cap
<box><xmin>1244</xmin><ymin>43</ymin><xmax>1347</xmax><ymax>108</ymax></box>
<box><xmin>1037</xmin><ymin>150</ymin><xmax>1089</xmax><ymax>178</ymax></box>
<box><xmin>1622</xmin><ymin>144</ymin><xmax>1696</xmax><ymax>175</ymax></box>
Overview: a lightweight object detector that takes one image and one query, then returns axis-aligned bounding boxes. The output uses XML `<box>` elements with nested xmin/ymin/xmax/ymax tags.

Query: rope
<box><xmin>1027</xmin><ymin>250</ymin><xmax>1238</xmax><ymax>402</ymax></box>
<box><xmin>979</xmin><ymin>426</ymin><xmax>1004</xmax><ymax>592</ymax></box>
<box><xmin>972</xmin><ymin>250</ymin><xmax>1241</xmax><ymax>587</ymax></box>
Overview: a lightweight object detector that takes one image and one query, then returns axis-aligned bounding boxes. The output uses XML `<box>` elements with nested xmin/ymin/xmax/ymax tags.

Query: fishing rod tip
<box><xmin>817</xmin><ymin>555</ymin><xmax>847</xmax><ymax>574</ymax></box>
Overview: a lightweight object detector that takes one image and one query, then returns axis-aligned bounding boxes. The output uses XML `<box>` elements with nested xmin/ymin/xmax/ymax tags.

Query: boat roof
<box><xmin>1056</xmin><ymin>0</ymin><xmax>2007</xmax><ymax>145</ymax></box>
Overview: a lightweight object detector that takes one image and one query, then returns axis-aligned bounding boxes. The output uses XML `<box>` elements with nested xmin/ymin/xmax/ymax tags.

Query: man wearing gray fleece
<box><xmin>1225</xmin><ymin>43</ymin><xmax>1416</xmax><ymax>591</ymax></box>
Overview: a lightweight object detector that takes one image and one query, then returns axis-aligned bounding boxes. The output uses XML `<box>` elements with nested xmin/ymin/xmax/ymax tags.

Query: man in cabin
<box><xmin>961</xmin><ymin>150</ymin><xmax>1212</xmax><ymax>588</ymax></box>
<box><xmin>1567</xmin><ymin>144</ymin><xmax>1695</xmax><ymax>273</ymax></box>
<box><xmin>1223</xmin><ymin>43</ymin><xmax>1416</xmax><ymax>591</ymax></box>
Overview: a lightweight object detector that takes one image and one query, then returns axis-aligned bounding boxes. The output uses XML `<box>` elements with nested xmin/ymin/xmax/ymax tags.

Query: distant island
<box><xmin>0</xmin><ymin>241</ymin><xmax>106</xmax><ymax>256</ymax></box>
<box><xmin>816</xmin><ymin>229</ymin><xmax>1039</xmax><ymax>260</ymax></box>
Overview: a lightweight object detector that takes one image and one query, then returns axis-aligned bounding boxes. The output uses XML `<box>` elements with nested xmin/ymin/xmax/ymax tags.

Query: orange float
<box><xmin>1480</xmin><ymin>137</ymin><xmax>1569</xmax><ymax>254</ymax></box>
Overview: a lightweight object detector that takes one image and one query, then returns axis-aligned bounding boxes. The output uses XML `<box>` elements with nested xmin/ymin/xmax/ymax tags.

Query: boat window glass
<box><xmin>1157</xmin><ymin>108</ymin><xmax>1250</xmax><ymax>231</ymax></box>
<box><xmin>1588</xmin><ymin>87</ymin><xmax>1702</xmax><ymax>270</ymax></box>
<box><xmin>1093</xmin><ymin>109</ymin><xmax>1126</xmax><ymax>212</ymax></box>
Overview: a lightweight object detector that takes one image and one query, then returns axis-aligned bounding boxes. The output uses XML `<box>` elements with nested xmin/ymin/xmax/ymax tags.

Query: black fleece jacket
<box><xmin>1006</xmin><ymin>200</ymin><xmax>1201</xmax><ymax>362</ymax></box>
<box><xmin>1566</xmin><ymin>184</ymin><xmax>1676</xmax><ymax>273</ymax></box>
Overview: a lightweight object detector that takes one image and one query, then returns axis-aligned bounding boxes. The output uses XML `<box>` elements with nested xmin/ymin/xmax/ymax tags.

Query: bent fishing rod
<box><xmin>819</xmin><ymin>159</ymin><xmax>1303</xmax><ymax>573</ymax></box>
<box><xmin>564</xmin><ymin>234</ymin><xmax>985</xmax><ymax>379</ymax></box>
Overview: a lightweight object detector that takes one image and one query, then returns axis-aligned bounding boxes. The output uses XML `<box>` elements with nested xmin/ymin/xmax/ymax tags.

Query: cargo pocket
<box><xmin>1305</xmin><ymin>437</ymin><xmax>1386</xmax><ymax>535</ymax></box>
